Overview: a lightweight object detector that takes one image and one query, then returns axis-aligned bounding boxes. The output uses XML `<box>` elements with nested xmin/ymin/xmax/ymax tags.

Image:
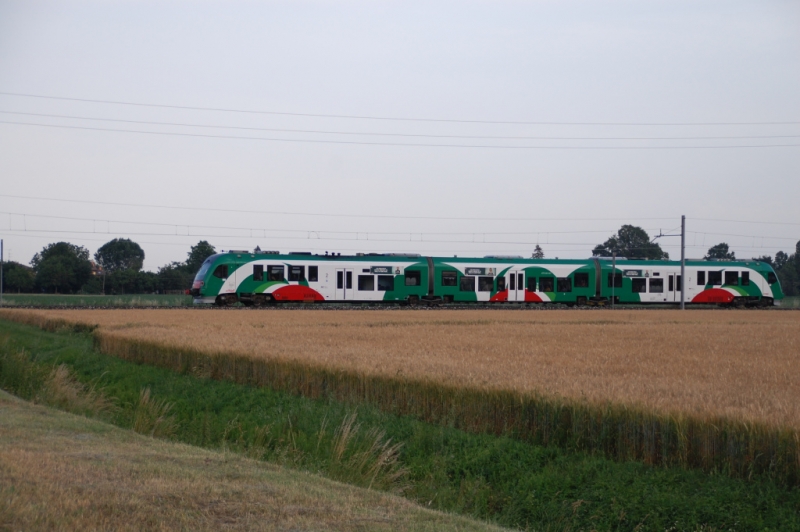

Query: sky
<box><xmin>0</xmin><ymin>0</ymin><xmax>798</xmax><ymax>271</ymax></box>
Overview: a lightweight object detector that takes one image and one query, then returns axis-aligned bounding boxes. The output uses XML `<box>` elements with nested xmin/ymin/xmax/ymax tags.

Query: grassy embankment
<box><xmin>0</xmin><ymin>390</ymin><xmax>504</xmax><ymax>532</ymax></box>
<box><xmin>1</xmin><ymin>318</ymin><xmax>799</xmax><ymax>530</ymax></box>
<box><xmin>0</xmin><ymin>293</ymin><xmax>192</xmax><ymax>307</ymax></box>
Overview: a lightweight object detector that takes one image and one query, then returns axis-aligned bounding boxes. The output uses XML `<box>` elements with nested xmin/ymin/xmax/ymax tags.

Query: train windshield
<box><xmin>194</xmin><ymin>259</ymin><xmax>213</xmax><ymax>281</ymax></box>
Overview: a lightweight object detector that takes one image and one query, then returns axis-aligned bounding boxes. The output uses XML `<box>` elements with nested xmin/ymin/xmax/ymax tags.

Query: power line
<box><xmin>0</xmin><ymin>194</ymin><xmax>680</xmax><ymax>222</ymax></box>
<box><xmin>4</xmin><ymin>121</ymin><xmax>800</xmax><ymax>150</ymax></box>
<box><xmin>3</xmin><ymin>110</ymin><xmax>800</xmax><ymax>141</ymax></box>
<box><xmin>2</xmin><ymin>91</ymin><xmax>799</xmax><ymax>126</ymax></box>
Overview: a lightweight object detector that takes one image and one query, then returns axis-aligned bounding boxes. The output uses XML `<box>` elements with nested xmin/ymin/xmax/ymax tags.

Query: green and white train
<box><xmin>190</xmin><ymin>250</ymin><xmax>783</xmax><ymax>307</ymax></box>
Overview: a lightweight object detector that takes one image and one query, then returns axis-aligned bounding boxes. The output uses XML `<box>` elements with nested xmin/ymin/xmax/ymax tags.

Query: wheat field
<box><xmin>3</xmin><ymin>308</ymin><xmax>798</xmax><ymax>429</ymax></box>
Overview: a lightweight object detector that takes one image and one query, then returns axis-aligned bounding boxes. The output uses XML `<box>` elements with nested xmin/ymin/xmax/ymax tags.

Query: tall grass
<box><xmin>91</xmin><ymin>331</ymin><xmax>800</xmax><ymax>486</ymax></box>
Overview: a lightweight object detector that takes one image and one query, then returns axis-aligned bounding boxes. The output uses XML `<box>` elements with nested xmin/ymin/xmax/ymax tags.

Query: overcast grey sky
<box><xmin>1</xmin><ymin>0</ymin><xmax>798</xmax><ymax>270</ymax></box>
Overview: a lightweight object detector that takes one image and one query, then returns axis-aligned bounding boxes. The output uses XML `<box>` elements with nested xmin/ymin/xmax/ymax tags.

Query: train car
<box><xmin>190</xmin><ymin>250</ymin><xmax>783</xmax><ymax>307</ymax></box>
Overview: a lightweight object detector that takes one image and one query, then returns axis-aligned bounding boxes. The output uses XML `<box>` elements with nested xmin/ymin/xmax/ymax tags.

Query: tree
<box><xmin>185</xmin><ymin>241</ymin><xmax>216</xmax><ymax>273</ymax></box>
<box><xmin>31</xmin><ymin>242</ymin><xmax>92</xmax><ymax>293</ymax></box>
<box><xmin>704</xmin><ymin>243</ymin><xmax>735</xmax><ymax>260</ymax></box>
<box><xmin>775</xmin><ymin>251</ymin><xmax>789</xmax><ymax>271</ymax></box>
<box><xmin>2</xmin><ymin>262</ymin><xmax>35</xmax><ymax>293</ymax></box>
<box><xmin>156</xmin><ymin>262</ymin><xmax>194</xmax><ymax>292</ymax></box>
<box><xmin>754</xmin><ymin>255</ymin><xmax>773</xmax><ymax>265</ymax></box>
<box><xmin>95</xmin><ymin>238</ymin><xmax>145</xmax><ymax>273</ymax></box>
<box><xmin>592</xmin><ymin>225</ymin><xmax>668</xmax><ymax>260</ymax></box>
<box><xmin>531</xmin><ymin>245</ymin><xmax>544</xmax><ymax>259</ymax></box>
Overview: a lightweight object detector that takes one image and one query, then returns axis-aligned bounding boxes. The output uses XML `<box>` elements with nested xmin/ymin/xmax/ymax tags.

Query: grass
<box><xmin>0</xmin><ymin>391</ymin><xmax>506</xmax><ymax>532</ymax></box>
<box><xmin>2</xmin><ymin>318</ymin><xmax>800</xmax><ymax>531</ymax></box>
<box><xmin>0</xmin><ymin>293</ymin><xmax>192</xmax><ymax>307</ymax></box>
<box><xmin>781</xmin><ymin>296</ymin><xmax>800</xmax><ymax>308</ymax></box>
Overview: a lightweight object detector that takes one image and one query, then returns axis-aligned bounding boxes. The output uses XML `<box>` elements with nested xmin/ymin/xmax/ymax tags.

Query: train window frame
<box><xmin>527</xmin><ymin>277</ymin><xmax>537</xmax><ymax>291</ymax></box>
<box><xmin>557</xmin><ymin>277</ymin><xmax>572</xmax><ymax>293</ymax></box>
<box><xmin>539</xmin><ymin>277</ymin><xmax>554</xmax><ymax>292</ymax></box>
<box><xmin>252</xmin><ymin>264</ymin><xmax>263</xmax><ymax>282</ymax></box>
<box><xmin>405</xmin><ymin>270</ymin><xmax>422</xmax><ymax>287</ymax></box>
<box><xmin>697</xmin><ymin>271</ymin><xmax>706</xmax><ymax>285</ymax></box>
<box><xmin>724</xmin><ymin>271</ymin><xmax>738</xmax><ymax>286</ymax></box>
<box><xmin>608</xmin><ymin>273</ymin><xmax>622</xmax><ymax>288</ymax></box>
<box><xmin>460</xmin><ymin>276</ymin><xmax>475</xmax><ymax>292</ymax></box>
<box><xmin>649</xmin><ymin>278</ymin><xmax>664</xmax><ymax>293</ymax></box>
<box><xmin>741</xmin><ymin>271</ymin><xmax>749</xmax><ymax>286</ymax></box>
<box><xmin>441</xmin><ymin>271</ymin><xmax>458</xmax><ymax>287</ymax></box>
<box><xmin>358</xmin><ymin>275</ymin><xmax>374</xmax><ymax>291</ymax></box>
<box><xmin>496</xmin><ymin>276</ymin><xmax>506</xmax><ymax>291</ymax></box>
<box><xmin>632</xmin><ymin>278</ymin><xmax>646</xmax><ymax>293</ymax></box>
<box><xmin>289</xmin><ymin>265</ymin><xmax>305</xmax><ymax>282</ymax></box>
<box><xmin>377</xmin><ymin>275</ymin><xmax>394</xmax><ymax>291</ymax></box>
<box><xmin>574</xmin><ymin>272</ymin><xmax>589</xmax><ymax>288</ymax></box>
<box><xmin>268</xmin><ymin>265</ymin><xmax>285</xmax><ymax>281</ymax></box>
<box><xmin>478</xmin><ymin>276</ymin><xmax>494</xmax><ymax>292</ymax></box>
<box><xmin>213</xmin><ymin>264</ymin><xmax>228</xmax><ymax>279</ymax></box>
<box><xmin>308</xmin><ymin>266</ymin><xmax>318</xmax><ymax>282</ymax></box>
<box><xmin>708</xmin><ymin>271</ymin><xmax>722</xmax><ymax>285</ymax></box>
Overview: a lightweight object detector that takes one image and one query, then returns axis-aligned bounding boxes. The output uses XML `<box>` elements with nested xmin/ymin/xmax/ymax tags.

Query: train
<box><xmin>190</xmin><ymin>250</ymin><xmax>784</xmax><ymax>307</ymax></box>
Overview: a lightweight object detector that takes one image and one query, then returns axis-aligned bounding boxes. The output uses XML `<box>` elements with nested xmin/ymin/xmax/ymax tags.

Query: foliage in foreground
<box><xmin>1</xmin><ymin>319</ymin><xmax>799</xmax><ymax>531</ymax></box>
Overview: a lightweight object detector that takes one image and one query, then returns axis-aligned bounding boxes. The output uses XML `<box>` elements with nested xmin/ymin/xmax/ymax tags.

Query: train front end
<box><xmin>190</xmin><ymin>253</ymin><xmax>227</xmax><ymax>305</ymax></box>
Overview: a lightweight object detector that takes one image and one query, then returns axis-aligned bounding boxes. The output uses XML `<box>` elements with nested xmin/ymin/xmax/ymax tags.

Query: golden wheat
<box><xmin>4</xmin><ymin>308</ymin><xmax>798</xmax><ymax>429</ymax></box>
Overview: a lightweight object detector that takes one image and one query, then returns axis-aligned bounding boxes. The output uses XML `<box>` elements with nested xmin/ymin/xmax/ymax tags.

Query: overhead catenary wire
<box><xmin>3</xmin><ymin>120</ymin><xmax>800</xmax><ymax>149</ymax></box>
<box><xmin>2</xmin><ymin>91</ymin><xmax>799</xmax><ymax>126</ymax></box>
<box><xmin>2</xmin><ymin>110</ymin><xmax>800</xmax><ymax>141</ymax></box>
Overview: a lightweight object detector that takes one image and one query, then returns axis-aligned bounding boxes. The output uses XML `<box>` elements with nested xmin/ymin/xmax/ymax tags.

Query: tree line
<box><xmin>1</xmin><ymin>225</ymin><xmax>799</xmax><ymax>296</ymax></box>
<box><xmin>1</xmin><ymin>239</ymin><xmax>216</xmax><ymax>295</ymax></box>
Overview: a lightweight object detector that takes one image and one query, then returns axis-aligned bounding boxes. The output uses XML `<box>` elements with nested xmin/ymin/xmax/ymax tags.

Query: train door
<box><xmin>668</xmin><ymin>273</ymin><xmax>681</xmax><ymax>302</ymax></box>
<box><xmin>335</xmin><ymin>269</ymin><xmax>353</xmax><ymax>300</ymax></box>
<box><xmin>508</xmin><ymin>270</ymin><xmax>525</xmax><ymax>301</ymax></box>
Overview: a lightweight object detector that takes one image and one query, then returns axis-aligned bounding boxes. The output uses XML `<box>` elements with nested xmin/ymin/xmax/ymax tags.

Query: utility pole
<box><xmin>680</xmin><ymin>215</ymin><xmax>686</xmax><ymax>310</ymax></box>
<box><xmin>652</xmin><ymin>216</ymin><xmax>687</xmax><ymax>310</ymax></box>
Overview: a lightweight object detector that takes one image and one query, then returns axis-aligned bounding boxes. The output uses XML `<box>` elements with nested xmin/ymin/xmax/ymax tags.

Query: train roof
<box><xmin>210</xmin><ymin>251</ymin><xmax>775</xmax><ymax>270</ymax></box>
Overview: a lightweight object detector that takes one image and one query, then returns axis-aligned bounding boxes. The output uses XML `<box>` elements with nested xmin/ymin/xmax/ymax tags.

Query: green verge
<box><xmin>0</xmin><ymin>293</ymin><xmax>192</xmax><ymax>307</ymax></box>
<box><xmin>1</xmin><ymin>319</ymin><xmax>799</xmax><ymax>530</ymax></box>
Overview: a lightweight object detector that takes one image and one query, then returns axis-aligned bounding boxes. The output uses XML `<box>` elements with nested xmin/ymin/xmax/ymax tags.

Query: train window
<box><xmin>668</xmin><ymin>275</ymin><xmax>673</xmax><ymax>291</ymax></box>
<box><xmin>649</xmin><ymin>278</ymin><xmax>664</xmax><ymax>293</ymax></box>
<box><xmin>441</xmin><ymin>271</ymin><xmax>458</xmax><ymax>286</ymax></box>
<box><xmin>608</xmin><ymin>273</ymin><xmax>622</xmax><ymax>288</ymax></box>
<box><xmin>557</xmin><ymin>277</ymin><xmax>572</xmax><ymax>292</ymax></box>
<box><xmin>708</xmin><ymin>271</ymin><xmax>722</xmax><ymax>285</ymax></box>
<box><xmin>346</xmin><ymin>271</ymin><xmax>352</xmax><ymax>289</ymax></box>
<box><xmin>289</xmin><ymin>265</ymin><xmax>305</xmax><ymax>282</ymax></box>
<box><xmin>405</xmin><ymin>270</ymin><xmax>422</xmax><ymax>286</ymax></box>
<box><xmin>268</xmin><ymin>265</ymin><xmax>284</xmax><ymax>281</ymax></box>
<box><xmin>539</xmin><ymin>277</ymin><xmax>554</xmax><ymax>292</ymax></box>
<box><xmin>362</xmin><ymin>269</ymin><xmax>370</xmax><ymax>273</ymax></box>
<box><xmin>768</xmin><ymin>272</ymin><xmax>777</xmax><ymax>284</ymax></box>
<box><xmin>377</xmin><ymin>275</ymin><xmax>394</xmax><ymax>291</ymax></box>
<box><xmin>509</xmin><ymin>274</ymin><xmax>515</xmax><ymax>290</ymax></box>
<box><xmin>213</xmin><ymin>264</ymin><xmax>228</xmax><ymax>279</ymax></box>
<box><xmin>697</xmin><ymin>271</ymin><xmax>706</xmax><ymax>285</ymax></box>
<box><xmin>527</xmin><ymin>277</ymin><xmax>537</xmax><ymax>291</ymax></box>
<box><xmin>676</xmin><ymin>275</ymin><xmax>682</xmax><ymax>291</ymax></box>
<box><xmin>724</xmin><ymin>271</ymin><xmax>738</xmax><ymax>285</ymax></box>
<box><xmin>358</xmin><ymin>275</ymin><xmax>374</xmax><ymax>291</ymax></box>
<box><xmin>574</xmin><ymin>272</ymin><xmax>589</xmax><ymax>288</ymax></box>
<box><xmin>337</xmin><ymin>271</ymin><xmax>343</xmax><ymax>289</ymax></box>
<box><xmin>478</xmin><ymin>276</ymin><xmax>494</xmax><ymax>292</ymax></box>
<box><xmin>741</xmin><ymin>271</ymin><xmax>749</xmax><ymax>286</ymax></box>
<box><xmin>460</xmin><ymin>276</ymin><xmax>475</xmax><ymax>291</ymax></box>
<box><xmin>497</xmin><ymin>276</ymin><xmax>506</xmax><ymax>291</ymax></box>
<box><xmin>632</xmin><ymin>278</ymin><xmax>646</xmax><ymax>293</ymax></box>
<box><xmin>253</xmin><ymin>265</ymin><xmax>263</xmax><ymax>282</ymax></box>
<box><xmin>308</xmin><ymin>266</ymin><xmax>318</xmax><ymax>282</ymax></box>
